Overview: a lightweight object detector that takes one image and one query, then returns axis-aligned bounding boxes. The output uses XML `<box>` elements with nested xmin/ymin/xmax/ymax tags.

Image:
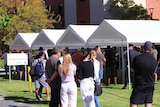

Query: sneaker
<box><xmin>122</xmin><ymin>86</ymin><xmax>126</xmax><ymax>89</ymax></box>
<box><xmin>36</xmin><ymin>98</ymin><xmax>43</xmax><ymax>101</ymax></box>
<box><xmin>40</xmin><ymin>98</ymin><xmax>43</xmax><ymax>101</ymax></box>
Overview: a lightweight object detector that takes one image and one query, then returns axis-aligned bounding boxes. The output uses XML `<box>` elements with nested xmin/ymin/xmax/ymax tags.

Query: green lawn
<box><xmin>0</xmin><ymin>59</ymin><xmax>4</xmax><ymax>68</ymax></box>
<box><xmin>0</xmin><ymin>76</ymin><xmax>160</xmax><ymax>107</ymax></box>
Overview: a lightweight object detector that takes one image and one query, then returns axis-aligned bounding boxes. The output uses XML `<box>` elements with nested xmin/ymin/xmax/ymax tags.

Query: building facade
<box><xmin>44</xmin><ymin>0</ymin><xmax>160</xmax><ymax>28</ymax></box>
<box><xmin>44</xmin><ymin>0</ymin><xmax>104</xmax><ymax>28</ymax></box>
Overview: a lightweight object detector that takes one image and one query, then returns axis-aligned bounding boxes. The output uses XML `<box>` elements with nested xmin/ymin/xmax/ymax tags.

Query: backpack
<box><xmin>32</xmin><ymin>59</ymin><xmax>45</xmax><ymax>77</ymax></box>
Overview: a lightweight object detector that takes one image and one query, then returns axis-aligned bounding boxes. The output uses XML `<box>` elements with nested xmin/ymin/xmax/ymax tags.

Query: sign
<box><xmin>7</xmin><ymin>53</ymin><xmax>28</xmax><ymax>66</ymax></box>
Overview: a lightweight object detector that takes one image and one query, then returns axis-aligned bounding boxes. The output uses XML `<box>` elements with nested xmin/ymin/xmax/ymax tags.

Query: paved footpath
<box><xmin>0</xmin><ymin>69</ymin><xmax>39</xmax><ymax>107</ymax></box>
<box><xmin>0</xmin><ymin>94</ymin><xmax>39</xmax><ymax>107</ymax></box>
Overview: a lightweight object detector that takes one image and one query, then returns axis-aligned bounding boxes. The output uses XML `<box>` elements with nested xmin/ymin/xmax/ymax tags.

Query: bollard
<box><xmin>28</xmin><ymin>66</ymin><xmax>33</xmax><ymax>92</ymax></box>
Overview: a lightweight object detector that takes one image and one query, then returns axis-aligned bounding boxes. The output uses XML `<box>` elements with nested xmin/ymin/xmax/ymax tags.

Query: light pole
<box><xmin>149</xmin><ymin>8</ymin><xmax>154</xmax><ymax>20</ymax></box>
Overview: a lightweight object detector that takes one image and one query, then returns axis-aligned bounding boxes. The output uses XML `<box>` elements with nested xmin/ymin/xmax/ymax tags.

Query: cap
<box><xmin>144</xmin><ymin>41</ymin><xmax>152</xmax><ymax>50</ymax></box>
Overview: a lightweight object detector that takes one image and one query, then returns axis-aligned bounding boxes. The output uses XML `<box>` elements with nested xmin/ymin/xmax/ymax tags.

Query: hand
<box><xmin>130</xmin><ymin>68</ymin><xmax>134</xmax><ymax>72</ymax></box>
<box><xmin>78</xmin><ymin>79</ymin><xmax>81</xmax><ymax>83</ymax></box>
<box><xmin>46</xmin><ymin>79</ymin><xmax>51</xmax><ymax>84</ymax></box>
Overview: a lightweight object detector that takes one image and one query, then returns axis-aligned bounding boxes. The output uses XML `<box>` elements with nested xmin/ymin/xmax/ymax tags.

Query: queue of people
<box><xmin>0</xmin><ymin>40</ymin><xmax>159</xmax><ymax>107</ymax></box>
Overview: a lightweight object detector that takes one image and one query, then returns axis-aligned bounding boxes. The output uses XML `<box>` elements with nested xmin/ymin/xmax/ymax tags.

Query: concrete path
<box><xmin>0</xmin><ymin>95</ymin><xmax>39</xmax><ymax>107</ymax></box>
<box><xmin>0</xmin><ymin>70</ymin><xmax>40</xmax><ymax>107</ymax></box>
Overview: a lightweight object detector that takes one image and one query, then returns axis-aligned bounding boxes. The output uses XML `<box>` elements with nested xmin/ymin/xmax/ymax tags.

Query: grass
<box><xmin>0</xmin><ymin>59</ymin><xmax>4</xmax><ymax>68</ymax></box>
<box><xmin>0</xmin><ymin>75</ymin><xmax>160</xmax><ymax>107</ymax></box>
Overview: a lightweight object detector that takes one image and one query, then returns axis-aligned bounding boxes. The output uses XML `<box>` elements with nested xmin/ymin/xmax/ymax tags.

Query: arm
<box><xmin>46</xmin><ymin>71</ymin><xmax>59</xmax><ymax>84</ymax></box>
<box><xmin>76</xmin><ymin>64</ymin><xmax>82</xmax><ymax>83</ymax></box>
<box><xmin>74</xmin><ymin>64</ymin><xmax>77</xmax><ymax>76</ymax></box>
<box><xmin>46</xmin><ymin>60</ymin><xmax>61</xmax><ymax>83</ymax></box>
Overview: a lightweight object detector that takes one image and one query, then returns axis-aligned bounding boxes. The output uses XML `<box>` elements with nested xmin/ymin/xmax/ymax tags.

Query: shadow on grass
<box><xmin>0</xmin><ymin>73</ymin><xmax>20</xmax><ymax>80</ymax></box>
<box><xmin>5</xmin><ymin>96</ymin><xmax>49</xmax><ymax>105</ymax></box>
<box><xmin>102</xmin><ymin>85</ymin><xmax>121</xmax><ymax>89</ymax></box>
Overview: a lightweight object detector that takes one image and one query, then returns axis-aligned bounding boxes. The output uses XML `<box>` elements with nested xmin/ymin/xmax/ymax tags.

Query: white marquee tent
<box><xmin>10</xmin><ymin>33</ymin><xmax>38</xmax><ymax>50</ymax></box>
<box><xmin>87</xmin><ymin>19</ymin><xmax>160</xmax><ymax>47</ymax></box>
<box><xmin>56</xmin><ymin>25</ymin><xmax>98</xmax><ymax>48</ymax></box>
<box><xmin>105</xmin><ymin>19</ymin><xmax>160</xmax><ymax>46</ymax></box>
<box><xmin>88</xmin><ymin>19</ymin><xmax>160</xmax><ymax>89</ymax></box>
<box><xmin>31</xmin><ymin>29</ymin><xmax>65</xmax><ymax>49</ymax></box>
<box><xmin>87</xmin><ymin>20</ymin><xmax>127</xmax><ymax>47</ymax></box>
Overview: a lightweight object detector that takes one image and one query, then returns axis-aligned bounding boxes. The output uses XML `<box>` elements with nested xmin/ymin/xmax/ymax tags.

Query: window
<box><xmin>58</xmin><ymin>3</ymin><xmax>63</xmax><ymax>14</ymax></box>
<box><xmin>80</xmin><ymin>0</ymin><xmax>85</xmax><ymax>2</ymax></box>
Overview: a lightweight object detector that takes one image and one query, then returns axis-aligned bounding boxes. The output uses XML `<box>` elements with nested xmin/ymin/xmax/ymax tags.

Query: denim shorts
<box><xmin>99</xmin><ymin>68</ymin><xmax>103</xmax><ymax>79</ymax></box>
<box><xmin>34</xmin><ymin>75</ymin><xmax>48</xmax><ymax>89</ymax></box>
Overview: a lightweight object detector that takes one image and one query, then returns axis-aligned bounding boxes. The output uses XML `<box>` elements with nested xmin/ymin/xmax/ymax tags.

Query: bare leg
<box><xmin>114</xmin><ymin>77</ymin><xmax>117</xmax><ymax>85</ymax></box>
<box><xmin>145</xmin><ymin>103</ymin><xmax>152</xmax><ymax>107</ymax></box>
<box><xmin>108</xmin><ymin>78</ymin><xmax>111</xmax><ymax>85</ymax></box>
<box><xmin>45</xmin><ymin>87</ymin><xmax>50</xmax><ymax>100</ymax></box>
<box><xmin>154</xmin><ymin>73</ymin><xmax>158</xmax><ymax>83</ymax></box>
<box><xmin>19</xmin><ymin>71</ymin><xmax>23</xmax><ymax>80</ymax></box>
<box><xmin>130</xmin><ymin>104</ymin><xmax>138</xmax><ymax>107</ymax></box>
<box><xmin>35</xmin><ymin>88</ymin><xmax>41</xmax><ymax>101</ymax></box>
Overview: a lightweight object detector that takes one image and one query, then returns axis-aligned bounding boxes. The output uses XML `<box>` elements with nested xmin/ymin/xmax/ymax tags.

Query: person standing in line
<box><xmin>150</xmin><ymin>43</ymin><xmax>158</xmax><ymax>83</ymax></box>
<box><xmin>18</xmin><ymin>50</ymin><xmax>25</xmax><ymax>80</ymax></box>
<box><xmin>33</xmin><ymin>51</ymin><xmax>50</xmax><ymax>101</ymax></box>
<box><xmin>58</xmin><ymin>53</ymin><xmax>77</xmax><ymax>107</ymax></box>
<box><xmin>45</xmin><ymin>46</ymin><xmax>62</xmax><ymax>107</ymax></box>
<box><xmin>90</xmin><ymin>50</ymin><xmax>101</xmax><ymax>107</ymax></box>
<box><xmin>95</xmin><ymin>46</ymin><xmax>106</xmax><ymax>85</ymax></box>
<box><xmin>151</xmin><ymin>43</ymin><xmax>158</xmax><ymax>60</ymax></box>
<box><xmin>130</xmin><ymin>41</ymin><xmax>156</xmax><ymax>107</ymax></box>
<box><xmin>77</xmin><ymin>51</ymin><xmax>95</xmax><ymax>107</ymax></box>
<box><xmin>34</xmin><ymin>47</ymin><xmax>45</xmax><ymax>100</ymax></box>
<box><xmin>122</xmin><ymin>44</ymin><xmax>139</xmax><ymax>89</ymax></box>
<box><xmin>72</xmin><ymin>48</ymin><xmax>83</xmax><ymax>68</ymax></box>
<box><xmin>105</xmin><ymin>46</ymin><xmax>117</xmax><ymax>85</ymax></box>
<box><xmin>1</xmin><ymin>48</ymin><xmax>9</xmax><ymax>78</ymax></box>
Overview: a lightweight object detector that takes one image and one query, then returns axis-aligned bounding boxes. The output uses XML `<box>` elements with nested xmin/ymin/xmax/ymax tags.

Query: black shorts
<box><xmin>130</xmin><ymin>89</ymin><xmax>153</xmax><ymax>104</ymax></box>
<box><xmin>16</xmin><ymin>65</ymin><xmax>25</xmax><ymax>72</ymax></box>
<box><xmin>106</xmin><ymin>65</ymin><xmax>117</xmax><ymax>78</ymax></box>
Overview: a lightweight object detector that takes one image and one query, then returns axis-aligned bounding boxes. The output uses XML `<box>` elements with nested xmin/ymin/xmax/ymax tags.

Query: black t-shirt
<box><xmin>77</xmin><ymin>61</ymin><xmax>94</xmax><ymax>80</ymax></box>
<box><xmin>132</xmin><ymin>52</ymin><xmax>156</xmax><ymax>92</ymax></box>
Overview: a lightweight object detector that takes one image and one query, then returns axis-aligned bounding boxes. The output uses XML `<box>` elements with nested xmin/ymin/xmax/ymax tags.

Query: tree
<box><xmin>109</xmin><ymin>0</ymin><xmax>150</xmax><ymax>20</ymax></box>
<box><xmin>0</xmin><ymin>1</ymin><xmax>13</xmax><ymax>49</ymax></box>
<box><xmin>0</xmin><ymin>0</ymin><xmax>60</xmax><ymax>48</ymax></box>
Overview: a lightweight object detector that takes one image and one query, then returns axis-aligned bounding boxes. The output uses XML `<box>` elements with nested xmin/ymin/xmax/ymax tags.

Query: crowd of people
<box><xmin>0</xmin><ymin>40</ymin><xmax>159</xmax><ymax>107</ymax></box>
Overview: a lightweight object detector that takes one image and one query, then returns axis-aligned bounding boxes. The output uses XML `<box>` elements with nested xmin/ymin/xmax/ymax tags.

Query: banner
<box><xmin>7</xmin><ymin>53</ymin><xmax>28</xmax><ymax>66</ymax></box>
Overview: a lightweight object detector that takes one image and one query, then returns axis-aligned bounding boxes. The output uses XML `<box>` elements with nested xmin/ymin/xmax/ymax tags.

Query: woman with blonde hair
<box><xmin>58</xmin><ymin>53</ymin><xmax>77</xmax><ymax>107</ymax></box>
<box><xmin>90</xmin><ymin>50</ymin><xmax>101</xmax><ymax>107</ymax></box>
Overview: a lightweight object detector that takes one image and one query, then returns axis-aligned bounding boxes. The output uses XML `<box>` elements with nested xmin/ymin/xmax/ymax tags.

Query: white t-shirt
<box><xmin>93</xmin><ymin>59</ymin><xmax>100</xmax><ymax>81</ymax></box>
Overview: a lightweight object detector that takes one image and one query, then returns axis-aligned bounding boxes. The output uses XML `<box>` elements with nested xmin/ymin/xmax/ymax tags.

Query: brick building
<box><xmin>134</xmin><ymin>0</ymin><xmax>160</xmax><ymax>20</ymax></box>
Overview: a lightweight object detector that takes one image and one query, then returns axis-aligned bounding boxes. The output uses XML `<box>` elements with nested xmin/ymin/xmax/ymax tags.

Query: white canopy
<box><xmin>87</xmin><ymin>20</ymin><xmax>127</xmax><ymax>47</ymax></box>
<box><xmin>31</xmin><ymin>29</ymin><xmax>65</xmax><ymax>49</ymax></box>
<box><xmin>56</xmin><ymin>25</ymin><xmax>98</xmax><ymax>48</ymax></box>
<box><xmin>10</xmin><ymin>33</ymin><xmax>38</xmax><ymax>50</ymax></box>
<box><xmin>103</xmin><ymin>19</ymin><xmax>160</xmax><ymax>46</ymax></box>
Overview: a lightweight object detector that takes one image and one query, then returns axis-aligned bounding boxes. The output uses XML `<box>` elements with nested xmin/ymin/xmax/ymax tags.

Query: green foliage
<box><xmin>0</xmin><ymin>0</ymin><xmax>60</xmax><ymax>47</ymax></box>
<box><xmin>0</xmin><ymin>16</ymin><xmax>13</xmax><ymax>27</ymax></box>
<box><xmin>0</xmin><ymin>59</ymin><xmax>4</xmax><ymax>68</ymax></box>
<box><xmin>110</xmin><ymin>0</ymin><xmax>150</xmax><ymax>20</ymax></box>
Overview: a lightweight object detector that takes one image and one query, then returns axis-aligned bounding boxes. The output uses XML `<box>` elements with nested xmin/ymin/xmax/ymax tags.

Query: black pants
<box><xmin>124</xmin><ymin>70</ymin><xmax>134</xmax><ymax>87</ymax></box>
